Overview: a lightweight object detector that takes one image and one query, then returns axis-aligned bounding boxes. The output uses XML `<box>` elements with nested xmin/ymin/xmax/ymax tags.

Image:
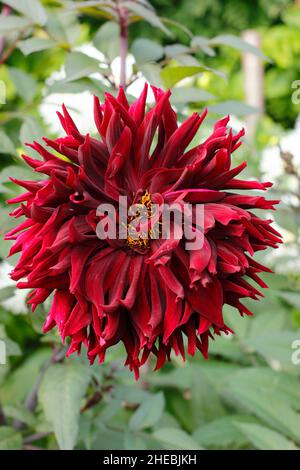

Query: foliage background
<box><xmin>0</xmin><ymin>0</ymin><xmax>300</xmax><ymax>451</ymax></box>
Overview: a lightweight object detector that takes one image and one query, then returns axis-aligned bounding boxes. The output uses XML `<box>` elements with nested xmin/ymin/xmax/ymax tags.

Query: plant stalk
<box><xmin>118</xmin><ymin>5</ymin><xmax>128</xmax><ymax>89</ymax></box>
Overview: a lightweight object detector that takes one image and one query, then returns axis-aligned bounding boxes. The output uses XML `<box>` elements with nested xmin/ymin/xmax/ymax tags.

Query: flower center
<box><xmin>127</xmin><ymin>190</ymin><xmax>154</xmax><ymax>252</ymax></box>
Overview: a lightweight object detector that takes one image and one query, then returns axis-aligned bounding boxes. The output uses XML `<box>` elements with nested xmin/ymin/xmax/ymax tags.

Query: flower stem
<box><xmin>118</xmin><ymin>5</ymin><xmax>128</xmax><ymax>89</ymax></box>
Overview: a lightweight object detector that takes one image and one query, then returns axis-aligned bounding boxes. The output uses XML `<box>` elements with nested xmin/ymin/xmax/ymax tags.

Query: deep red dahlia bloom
<box><xmin>5</xmin><ymin>85</ymin><xmax>281</xmax><ymax>377</ymax></box>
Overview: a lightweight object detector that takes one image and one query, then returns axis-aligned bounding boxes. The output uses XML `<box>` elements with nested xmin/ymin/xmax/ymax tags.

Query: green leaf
<box><xmin>235</xmin><ymin>422</ymin><xmax>298</xmax><ymax>450</ymax></box>
<box><xmin>132</xmin><ymin>38</ymin><xmax>164</xmax><ymax>64</ymax></box>
<box><xmin>153</xmin><ymin>428</ymin><xmax>203</xmax><ymax>450</ymax></box>
<box><xmin>190</xmin><ymin>374</ymin><xmax>226</xmax><ymax>427</ymax></box>
<box><xmin>19</xmin><ymin>117</ymin><xmax>44</xmax><ymax>158</ymax></box>
<box><xmin>9</xmin><ymin>68</ymin><xmax>37</xmax><ymax>103</ymax></box>
<box><xmin>149</xmin><ymin>361</ymin><xmax>240</xmax><ymax>391</ymax></box>
<box><xmin>124</xmin><ymin>431</ymin><xmax>147</xmax><ymax>450</ymax></box>
<box><xmin>67</xmin><ymin>0</ymin><xmax>116</xmax><ymax>7</ymax></box>
<box><xmin>0</xmin><ymin>336</ymin><xmax>21</xmax><ymax>357</ymax></box>
<box><xmin>139</xmin><ymin>63</ymin><xmax>162</xmax><ymax>88</ymax></box>
<box><xmin>228</xmin><ymin>368</ymin><xmax>300</xmax><ymax>409</ymax></box>
<box><xmin>190</xmin><ymin>36</ymin><xmax>215</xmax><ymax>56</ymax></box>
<box><xmin>39</xmin><ymin>363</ymin><xmax>91</xmax><ymax>450</ymax></box>
<box><xmin>3</xmin><ymin>405</ymin><xmax>36</xmax><ymax>427</ymax></box>
<box><xmin>48</xmin><ymin>11</ymin><xmax>81</xmax><ymax>45</ymax></box>
<box><xmin>0</xmin><ymin>427</ymin><xmax>22</xmax><ymax>450</ymax></box>
<box><xmin>19</xmin><ymin>38</ymin><xmax>56</xmax><ymax>55</ymax></box>
<box><xmin>222</xmin><ymin>368</ymin><xmax>300</xmax><ymax>443</ymax></box>
<box><xmin>4</xmin><ymin>0</ymin><xmax>47</xmax><ymax>26</ymax></box>
<box><xmin>93</xmin><ymin>22</ymin><xmax>119</xmax><ymax>62</ymax></box>
<box><xmin>278</xmin><ymin>291</ymin><xmax>300</xmax><ymax>310</ymax></box>
<box><xmin>209</xmin><ymin>34</ymin><xmax>269</xmax><ymax>61</ymax></box>
<box><xmin>65</xmin><ymin>52</ymin><xmax>100</xmax><ymax>82</ymax></box>
<box><xmin>0</xmin><ymin>286</ymin><xmax>16</xmax><ymax>302</ymax></box>
<box><xmin>167</xmin><ymin>392</ymin><xmax>195</xmax><ymax>432</ymax></box>
<box><xmin>243</xmin><ymin>331</ymin><xmax>300</xmax><ymax>369</ymax></box>
<box><xmin>154</xmin><ymin>411</ymin><xmax>181</xmax><ymax>431</ymax></box>
<box><xmin>0</xmin><ymin>349</ymin><xmax>51</xmax><ymax>405</ymax></box>
<box><xmin>248</xmin><ymin>310</ymin><xmax>287</xmax><ymax>338</ymax></box>
<box><xmin>129</xmin><ymin>392</ymin><xmax>165</xmax><ymax>431</ymax></box>
<box><xmin>165</xmin><ymin>44</ymin><xmax>191</xmax><ymax>58</ymax></box>
<box><xmin>208</xmin><ymin>100</ymin><xmax>259</xmax><ymax>116</ymax></box>
<box><xmin>124</xmin><ymin>1</ymin><xmax>171</xmax><ymax>36</ymax></box>
<box><xmin>206</xmin><ymin>334</ymin><xmax>246</xmax><ymax>362</ymax></box>
<box><xmin>193</xmin><ymin>415</ymin><xmax>257</xmax><ymax>449</ymax></box>
<box><xmin>0</xmin><ymin>15</ymin><xmax>31</xmax><ymax>34</ymax></box>
<box><xmin>0</xmin><ymin>131</ymin><xmax>15</xmax><ymax>155</ymax></box>
<box><xmin>0</xmin><ymin>165</ymin><xmax>42</xmax><ymax>190</ymax></box>
<box><xmin>46</xmin><ymin>77</ymin><xmax>109</xmax><ymax>98</ymax></box>
<box><xmin>77</xmin><ymin>414</ymin><xmax>93</xmax><ymax>450</ymax></box>
<box><xmin>92</xmin><ymin>423</ymin><xmax>124</xmax><ymax>450</ymax></box>
<box><xmin>170</xmin><ymin>87</ymin><xmax>215</xmax><ymax>104</ymax></box>
<box><xmin>161</xmin><ymin>65</ymin><xmax>225</xmax><ymax>88</ymax></box>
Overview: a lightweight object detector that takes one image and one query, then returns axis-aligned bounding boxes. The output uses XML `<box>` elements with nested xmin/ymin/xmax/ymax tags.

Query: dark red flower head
<box><xmin>5</xmin><ymin>85</ymin><xmax>282</xmax><ymax>378</ymax></box>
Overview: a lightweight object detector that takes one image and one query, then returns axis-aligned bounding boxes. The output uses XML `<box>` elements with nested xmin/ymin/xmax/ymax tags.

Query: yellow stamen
<box><xmin>127</xmin><ymin>191</ymin><xmax>154</xmax><ymax>251</ymax></box>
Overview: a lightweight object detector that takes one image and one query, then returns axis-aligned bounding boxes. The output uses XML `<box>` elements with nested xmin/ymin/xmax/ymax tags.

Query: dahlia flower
<box><xmin>5</xmin><ymin>85</ymin><xmax>281</xmax><ymax>377</ymax></box>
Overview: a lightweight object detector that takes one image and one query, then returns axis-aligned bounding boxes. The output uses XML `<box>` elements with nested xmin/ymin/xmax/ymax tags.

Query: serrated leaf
<box><xmin>153</xmin><ymin>427</ymin><xmax>202</xmax><ymax>450</ymax></box>
<box><xmin>222</xmin><ymin>368</ymin><xmax>300</xmax><ymax>443</ymax></box>
<box><xmin>235</xmin><ymin>422</ymin><xmax>298</xmax><ymax>450</ymax></box>
<box><xmin>0</xmin><ymin>426</ymin><xmax>22</xmax><ymax>450</ymax></box>
<box><xmin>39</xmin><ymin>363</ymin><xmax>91</xmax><ymax>450</ymax></box>
<box><xmin>129</xmin><ymin>392</ymin><xmax>165</xmax><ymax>431</ymax></box>
<box><xmin>193</xmin><ymin>415</ymin><xmax>257</xmax><ymax>449</ymax></box>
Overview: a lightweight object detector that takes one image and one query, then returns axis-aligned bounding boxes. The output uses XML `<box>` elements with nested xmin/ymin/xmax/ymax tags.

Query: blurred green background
<box><xmin>0</xmin><ymin>0</ymin><xmax>300</xmax><ymax>451</ymax></box>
